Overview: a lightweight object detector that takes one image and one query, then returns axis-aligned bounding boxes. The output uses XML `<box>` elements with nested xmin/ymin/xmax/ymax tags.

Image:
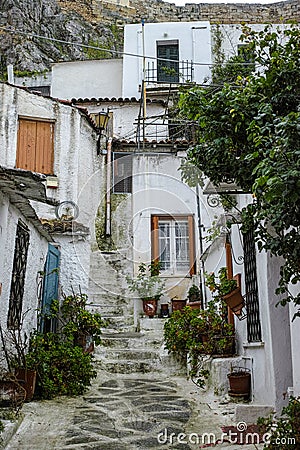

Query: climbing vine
<box><xmin>179</xmin><ymin>24</ymin><xmax>300</xmax><ymax>317</ymax></box>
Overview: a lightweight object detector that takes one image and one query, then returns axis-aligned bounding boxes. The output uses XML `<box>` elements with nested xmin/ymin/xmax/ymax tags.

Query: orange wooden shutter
<box><xmin>36</xmin><ymin>121</ymin><xmax>54</xmax><ymax>174</ymax></box>
<box><xmin>16</xmin><ymin>119</ymin><xmax>37</xmax><ymax>171</ymax></box>
<box><xmin>151</xmin><ymin>216</ymin><xmax>159</xmax><ymax>262</ymax></box>
<box><xmin>16</xmin><ymin>119</ymin><xmax>54</xmax><ymax>174</ymax></box>
<box><xmin>188</xmin><ymin>215</ymin><xmax>196</xmax><ymax>276</ymax></box>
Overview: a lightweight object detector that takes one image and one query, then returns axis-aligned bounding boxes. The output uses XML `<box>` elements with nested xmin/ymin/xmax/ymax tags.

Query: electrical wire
<box><xmin>0</xmin><ymin>25</ymin><xmax>259</xmax><ymax>68</ymax></box>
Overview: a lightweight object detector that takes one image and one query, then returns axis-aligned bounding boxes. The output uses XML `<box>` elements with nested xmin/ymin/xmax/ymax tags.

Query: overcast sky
<box><xmin>164</xmin><ymin>0</ymin><xmax>285</xmax><ymax>4</ymax></box>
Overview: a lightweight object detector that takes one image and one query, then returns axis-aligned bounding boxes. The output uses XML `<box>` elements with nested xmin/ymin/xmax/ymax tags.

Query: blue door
<box><xmin>41</xmin><ymin>244</ymin><xmax>60</xmax><ymax>332</ymax></box>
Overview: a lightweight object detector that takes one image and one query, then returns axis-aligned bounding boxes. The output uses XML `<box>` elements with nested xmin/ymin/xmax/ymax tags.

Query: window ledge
<box><xmin>161</xmin><ymin>274</ymin><xmax>192</xmax><ymax>278</ymax></box>
<box><xmin>243</xmin><ymin>341</ymin><xmax>265</xmax><ymax>349</ymax></box>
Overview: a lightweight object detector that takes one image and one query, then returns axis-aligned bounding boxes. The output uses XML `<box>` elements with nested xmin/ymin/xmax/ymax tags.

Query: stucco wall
<box><xmin>84</xmin><ymin>100</ymin><xmax>167</xmax><ymax>141</ymax></box>
<box><xmin>51</xmin><ymin>59</ymin><xmax>123</xmax><ymax>100</ymax></box>
<box><xmin>289</xmin><ymin>290</ymin><xmax>300</xmax><ymax>397</ymax></box>
<box><xmin>131</xmin><ymin>152</ymin><xmax>201</xmax><ymax>300</ymax></box>
<box><xmin>123</xmin><ymin>21</ymin><xmax>212</xmax><ymax>98</ymax></box>
<box><xmin>0</xmin><ymin>83</ymin><xmax>103</xmax><ymax>231</ymax></box>
<box><xmin>0</xmin><ymin>82</ymin><xmax>105</xmax><ymax>307</ymax></box>
<box><xmin>0</xmin><ymin>191</ymin><xmax>49</xmax><ymax>338</ymax></box>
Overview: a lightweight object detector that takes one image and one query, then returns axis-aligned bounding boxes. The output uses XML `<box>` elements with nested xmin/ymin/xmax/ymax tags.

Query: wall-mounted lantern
<box><xmin>90</xmin><ymin>109</ymin><xmax>110</xmax><ymax>155</ymax></box>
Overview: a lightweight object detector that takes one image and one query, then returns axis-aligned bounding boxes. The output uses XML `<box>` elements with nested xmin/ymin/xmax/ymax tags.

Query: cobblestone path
<box><xmin>5</xmin><ymin>373</ymin><xmax>193</xmax><ymax>450</ymax></box>
<box><xmin>5</xmin><ymin>370</ymin><xmax>264</xmax><ymax>450</ymax></box>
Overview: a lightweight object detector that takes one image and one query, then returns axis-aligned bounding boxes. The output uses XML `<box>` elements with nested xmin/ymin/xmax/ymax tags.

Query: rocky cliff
<box><xmin>0</xmin><ymin>0</ymin><xmax>299</xmax><ymax>77</ymax></box>
<box><xmin>0</xmin><ymin>0</ymin><xmax>124</xmax><ymax>76</ymax></box>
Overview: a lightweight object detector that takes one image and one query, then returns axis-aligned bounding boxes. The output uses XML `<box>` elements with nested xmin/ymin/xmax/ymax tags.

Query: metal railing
<box><xmin>145</xmin><ymin>60</ymin><xmax>194</xmax><ymax>84</ymax></box>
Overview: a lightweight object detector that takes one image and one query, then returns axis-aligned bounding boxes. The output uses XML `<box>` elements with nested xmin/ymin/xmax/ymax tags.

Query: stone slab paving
<box><xmin>5</xmin><ymin>370</ymin><xmax>263</xmax><ymax>450</ymax></box>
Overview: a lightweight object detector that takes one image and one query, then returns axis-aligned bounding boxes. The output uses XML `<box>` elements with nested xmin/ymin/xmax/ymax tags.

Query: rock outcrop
<box><xmin>0</xmin><ymin>0</ymin><xmax>299</xmax><ymax>76</ymax></box>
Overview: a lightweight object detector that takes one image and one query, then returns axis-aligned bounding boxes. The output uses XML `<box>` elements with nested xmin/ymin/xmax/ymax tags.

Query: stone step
<box><xmin>100</xmin><ymin>332</ymin><xmax>163</xmax><ymax>349</ymax></box>
<box><xmin>97</xmin><ymin>348</ymin><xmax>159</xmax><ymax>361</ymax></box>
<box><xmin>96</xmin><ymin>359</ymin><xmax>163</xmax><ymax>374</ymax></box>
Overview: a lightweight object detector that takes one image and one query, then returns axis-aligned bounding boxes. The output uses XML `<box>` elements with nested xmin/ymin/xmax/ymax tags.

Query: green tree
<box><xmin>179</xmin><ymin>24</ymin><xmax>300</xmax><ymax>316</ymax></box>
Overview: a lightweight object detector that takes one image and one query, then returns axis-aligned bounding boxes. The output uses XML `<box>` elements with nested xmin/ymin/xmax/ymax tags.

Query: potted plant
<box><xmin>126</xmin><ymin>261</ymin><xmax>165</xmax><ymax>318</ymax></box>
<box><xmin>186</xmin><ymin>284</ymin><xmax>203</xmax><ymax>310</ymax></box>
<box><xmin>227</xmin><ymin>366</ymin><xmax>251</xmax><ymax>399</ymax></box>
<box><xmin>205</xmin><ymin>267</ymin><xmax>244</xmax><ymax>317</ymax></box>
<box><xmin>164</xmin><ymin>299</ymin><xmax>235</xmax><ymax>387</ymax></box>
<box><xmin>170</xmin><ymin>296</ymin><xmax>186</xmax><ymax>313</ymax></box>
<box><xmin>58</xmin><ymin>291</ymin><xmax>106</xmax><ymax>352</ymax></box>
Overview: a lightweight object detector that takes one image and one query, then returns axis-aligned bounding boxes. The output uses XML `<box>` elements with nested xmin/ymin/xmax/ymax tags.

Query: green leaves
<box><xmin>179</xmin><ymin>24</ymin><xmax>300</xmax><ymax>315</ymax></box>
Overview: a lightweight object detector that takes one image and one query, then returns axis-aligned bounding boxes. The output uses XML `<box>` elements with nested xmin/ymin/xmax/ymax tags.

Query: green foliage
<box><xmin>25</xmin><ymin>331</ymin><xmax>97</xmax><ymax>400</ymax></box>
<box><xmin>205</xmin><ymin>267</ymin><xmax>238</xmax><ymax>298</ymax></box>
<box><xmin>187</xmin><ymin>284</ymin><xmax>202</xmax><ymax>302</ymax></box>
<box><xmin>5</xmin><ymin>292</ymin><xmax>106</xmax><ymax>400</ymax></box>
<box><xmin>85</xmin><ymin>38</ymin><xmax>112</xmax><ymax>59</ymax></box>
<box><xmin>57</xmin><ymin>292</ymin><xmax>106</xmax><ymax>346</ymax></box>
<box><xmin>126</xmin><ymin>262</ymin><xmax>165</xmax><ymax>300</ymax></box>
<box><xmin>258</xmin><ymin>397</ymin><xmax>300</xmax><ymax>449</ymax></box>
<box><xmin>179</xmin><ymin>24</ymin><xmax>300</xmax><ymax>316</ymax></box>
<box><xmin>164</xmin><ymin>301</ymin><xmax>235</xmax><ymax>386</ymax></box>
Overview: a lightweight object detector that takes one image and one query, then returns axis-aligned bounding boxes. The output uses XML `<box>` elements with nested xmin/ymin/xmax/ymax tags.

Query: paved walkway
<box><xmin>4</xmin><ymin>370</ymin><xmax>263</xmax><ymax>450</ymax></box>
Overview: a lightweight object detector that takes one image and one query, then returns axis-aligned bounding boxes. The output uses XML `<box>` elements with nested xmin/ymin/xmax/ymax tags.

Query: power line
<box><xmin>0</xmin><ymin>25</ymin><xmax>257</xmax><ymax>68</ymax></box>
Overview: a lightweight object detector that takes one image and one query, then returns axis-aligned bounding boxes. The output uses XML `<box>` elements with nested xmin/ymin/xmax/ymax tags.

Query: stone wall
<box><xmin>84</xmin><ymin>0</ymin><xmax>300</xmax><ymax>25</ymax></box>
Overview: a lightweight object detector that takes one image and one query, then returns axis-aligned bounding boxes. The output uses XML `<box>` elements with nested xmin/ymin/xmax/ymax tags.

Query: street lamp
<box><xmin>90</xmin><ymin>109</ymin><xmax>109</xmax><ymax>155</ymax></box>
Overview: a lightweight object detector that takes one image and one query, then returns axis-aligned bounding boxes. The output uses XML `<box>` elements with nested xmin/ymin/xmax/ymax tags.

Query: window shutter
<box><xmin>16</xmin><ymin>118</ymin><xmax>54</xmax><ymax>175</ymax></box>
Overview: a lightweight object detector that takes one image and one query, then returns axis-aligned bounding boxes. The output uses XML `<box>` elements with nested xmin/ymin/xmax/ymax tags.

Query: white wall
<box><xmin>0</xmin><ymin>82</ymin><xmax>105</xmax><ymax>303</ymax></box>
<box><xmin>288</xmin><ymin>287</ymin><xmax>300</xmax><ymax>397</ymax></box>
<box><xmin>0</xmin><ymin>192</ymin><xmax>49</xmax><ymax>339</ymax></box>
<box><xmin>84</xmin><ymin>100</ymin><xmax>167</xmax><ymax>141</ymax></box>
<box><xmin>51</xmin><ymin>59</ymin><xmax>123</xmax><ymax>100</ymax></box>
<box><xmin>214</xmin><ymin>23</ymin><xmax>293</xmax><ymax>63</ymax></box>
<box><xmin>131</xmin><ymin>152</ymin><xmax>201</xmax><ymax>301</ymax></box>
<box><xmin>123</xmin><ymin>21</ymin><xmax>212</xmax><ymax>98</ymax></box>
<box><xmin>202</xmin><ymin>190</ymin><xmax>294</xmax><ymax>410</ymax></box>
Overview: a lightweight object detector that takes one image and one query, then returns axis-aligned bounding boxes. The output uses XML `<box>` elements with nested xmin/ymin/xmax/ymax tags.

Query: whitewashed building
<box><xmin>0</xmin><ymin>82</ymin><xmax>103</xmax><ymax>339</ymax></box>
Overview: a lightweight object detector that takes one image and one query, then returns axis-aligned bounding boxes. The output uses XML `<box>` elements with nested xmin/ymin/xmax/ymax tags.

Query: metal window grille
<box><xmin>112</xmin><ymin>153</ymin><xmax>132</xmax><ymax>194</ymax></box>
<box><xmin>243</xmin><ymin>229</ymin><xmax>262</xmax><ymax>342</ymax></box>
<box><xmin>7</xmin><ymin>220</ymin><xmax>30</xmax><ymax>329</ymax></box>
<box><xmin>146</xmin><ymin>60</ymin><xmax>193</xmax><ymax>84</ymax></box>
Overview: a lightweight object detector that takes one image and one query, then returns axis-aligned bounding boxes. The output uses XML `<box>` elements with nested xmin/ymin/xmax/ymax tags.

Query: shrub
<box><xmin>258</xmin><ymin>397</ymin><xmax>300</xmax><ymax>449</ymax></box>
<box><xmin>26</xmin><ymin>331</ymin><xmax>97</xmax><ymax>400</ymax></box>
<box><xmin>164</xmin><ymin>301</ymin><xmax>235</xmax><ymax>386</ymax></box>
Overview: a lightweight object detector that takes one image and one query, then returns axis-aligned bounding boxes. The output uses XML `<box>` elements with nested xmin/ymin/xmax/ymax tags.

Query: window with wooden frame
<box><xmin>151</xmin><ymin>215</ymin><xmax>196</xmax><ymax>276</ymax></box>
<box><xmin>16</xmin><ymin>117</ymin><xmax>55</xmax><ymax>175</ymax></box>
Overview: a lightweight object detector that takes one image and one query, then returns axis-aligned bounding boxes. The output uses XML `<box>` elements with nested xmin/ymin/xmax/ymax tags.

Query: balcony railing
<box><xmin>145</xmin><ymin>60</ymin><xmax>194</xmax><ymax>84</ymax></box>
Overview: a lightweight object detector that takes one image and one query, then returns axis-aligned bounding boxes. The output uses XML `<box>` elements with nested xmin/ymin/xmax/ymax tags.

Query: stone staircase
<box><xmin>88</xmin><ymin>250</ymin><xmax>135</xmax><ymax>333</ymax></box>
<box><xmin>89</xmin><ymin>250</ymin><xmax>185</xmax><ymax>376</ymax></box>
<box><xmin>95</xmin><ymin>319</ymin><xmax>186</xmax><ymax>376</ymax></box>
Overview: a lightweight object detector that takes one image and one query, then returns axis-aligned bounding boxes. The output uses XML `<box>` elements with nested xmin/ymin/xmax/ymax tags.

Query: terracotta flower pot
<box><xmin>223</xmin><ymin>288</ymin><xmax>244</xmax><ymax>316</ymax></box>
<box><xmin>186</xmin><ymin>301</ymin><xmax>202</xmax><ymax>311</ymax></box>
<box><xmin>228</xmin><ymin>370</ymin><xmax>251</xmax><ymax>398</ymax></box>
<box><xmin>142</xmin><ymin>298</ymin><xmax>158</xmax><ymax>318</ymax></box>
<box><xmin>171</xmin><ymin>299</ymin><xmax>186</xmax><ymax>313</ymax></box>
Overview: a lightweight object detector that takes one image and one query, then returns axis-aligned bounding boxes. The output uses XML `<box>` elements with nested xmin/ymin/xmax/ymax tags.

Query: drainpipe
<box><xmin>196</xmin><ymin>184</ymin><xmax>207</xmax><ymax>307</ymax></box>
<box><xmin>105</xmin><ymin>138</ymin><xmax>112</xmax><ymax>236</ymax></box>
